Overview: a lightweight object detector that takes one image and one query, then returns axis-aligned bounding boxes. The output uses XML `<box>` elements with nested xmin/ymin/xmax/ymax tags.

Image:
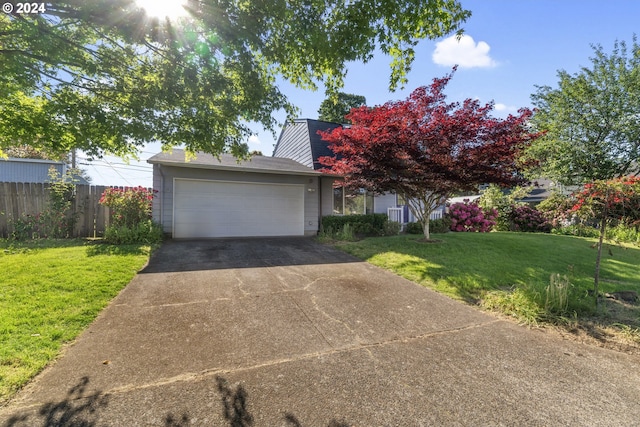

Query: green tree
<box><xmin>318</xmin><ymin>92</ymin><xmax>367</xmax><ymax>123</ymax></box>
<box><xmin>0</xmin><ymin>0</ymin><xmax>470</xmax><ymax>159</ymax></box>
<box><xmin>525</xmin><ymin>37</ymin><xmax>640</xmax><ymax>185</ymax></box>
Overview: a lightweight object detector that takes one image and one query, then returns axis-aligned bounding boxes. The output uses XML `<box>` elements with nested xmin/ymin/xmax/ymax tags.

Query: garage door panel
<box><xmin>173</xmin><ymin>179</ymin><xmax>304</xmax><ymax>238</ymax></box>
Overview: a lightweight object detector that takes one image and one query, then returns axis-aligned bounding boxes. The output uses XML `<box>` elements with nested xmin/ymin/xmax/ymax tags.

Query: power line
<box><xmin>79</xmin><ymin>162</ymin><xmax>152</xmax><ymax>172</ymax></box>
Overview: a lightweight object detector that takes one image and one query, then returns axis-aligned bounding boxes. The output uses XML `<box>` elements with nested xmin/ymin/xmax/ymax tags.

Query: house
<box><xmin>0</xmin><ymin>157</ymin><xmax>90</xmax><ymax>184</ymax></box>
<box><xmin>148</xmin><ymin>118</ymin><xmax>442</xmax><ymax>239</ymax></box>
<box><xmin>147</xmin><ymin>150</ymin><xmax>338</xmax><ymax>238</ymax></box>
<box><xmin>0</xmin><ymin>157</ymin><xmax>67</xmax><ymax>183</ymax></box>
<box><xmin>274</xmin><ymin>118</ymin><xmax>404</xmax><ymax>217</ymax></box>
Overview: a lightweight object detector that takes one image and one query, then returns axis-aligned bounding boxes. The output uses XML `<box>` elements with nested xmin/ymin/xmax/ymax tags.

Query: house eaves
<box><xmin>147</xmin><ymin>149</ymin><xmax>332</xmax><ymax>177</ymax></box>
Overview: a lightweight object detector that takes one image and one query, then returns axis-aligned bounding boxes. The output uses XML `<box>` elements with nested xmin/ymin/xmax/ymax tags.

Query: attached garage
<box><xmin>147</xmin><ymin>150</ymin><xmax>336</xmax><ymax>239</ymax></box>
<box><xmin>173</xmin><ymin>178</ymin><xmax>304</xmax><ymax>238</ymax></box>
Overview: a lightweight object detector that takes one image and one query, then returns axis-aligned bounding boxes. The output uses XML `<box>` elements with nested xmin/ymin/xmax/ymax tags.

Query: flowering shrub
<box><xmin>99</xmin><ymin>186</ymin><xmax>155</xmax><ymax>228</ymax></box>
<box><xmin>99</xmin><ymin>186</ymin><xmax>162</xmax><ymax>244</ymax></box>
<box><xmin>535</xmin><ymin>192</ymin><xmax>574</xmax><ymax>229</ymax></box>
<box><xmin>11</xmin><ymin>210</ymin><xmax>72</xmax><ymax>240</ymax></box>
<box><xmin>509</xmin><ymin>205</ymin><xmax>551</xmax><ymax>232</ymax></box>
<box><xmin>570</xmin><ymin>177</ymin><xmax>640</xmax><ymax>225</ymax></box>
<box><xmin>10</xmin><ymin>167</ymin><xmax>76</xmax><ymax>240</ymax></box>
<box><xmin>478</xmin><ymin>184</ymin><xmax>531</xmax><ymax>231</ymax></box>
<box><xmin>449</xmin><ymin>201</ymin><xmax>497</xmax><ymax>232</ymax></box>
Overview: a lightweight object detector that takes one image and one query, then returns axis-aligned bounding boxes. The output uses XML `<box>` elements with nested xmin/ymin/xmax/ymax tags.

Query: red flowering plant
<box><xmin>99</xmin><ymin>186</ymin><xmax>155</xmax><ymax>228</ymax></box>
<box><xmin>570</xmin><ymin>177</ymin><xmax>640</xmax><ymax>226</ymax></box>
<box><xmin>449</xmin><ymin>200</ymin><xmax>497</xmax><ymax>232</ymax></box>
<box><xmin>569</xmin><ymin>176</ymin><xmax>640</xmax><ymax>307</ymax></box>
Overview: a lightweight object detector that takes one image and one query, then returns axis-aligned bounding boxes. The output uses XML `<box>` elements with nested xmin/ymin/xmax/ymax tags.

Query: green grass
<box><xmin>0</xmin><ymin>239</ymin><xmax>151</xmax><ymax>403</ymax></box>
<box><xmin>334</xmin><ymin>232</ymin><xmax>640</xmax><ymax>322</ymax></box>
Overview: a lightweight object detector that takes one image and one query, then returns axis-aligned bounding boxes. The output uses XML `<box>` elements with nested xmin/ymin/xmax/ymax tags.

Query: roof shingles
<box><xmin>147</xmin><ymin>149</ymin><xmax>320</xmax><ymax>176</ymax></box>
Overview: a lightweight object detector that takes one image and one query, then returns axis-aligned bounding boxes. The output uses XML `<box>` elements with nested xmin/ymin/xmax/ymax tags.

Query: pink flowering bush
<box><xmin>449</xmin><ymin>201</ymin><xmax>497</xmax><ymax>232</ymax></box>
<box><xmin>100</xmin><ymin>186</ymin><xmax>155</xmax><ymax>228</ymax></box>
<box><xmin>509</xmin><ymin>205</ymin><xmax>551</xmax><ymax>232</ymax></box>
<box><xmin>99</xmin><ymin>187</ymin><xmax>163</xmax><ymax>244</ymax></box>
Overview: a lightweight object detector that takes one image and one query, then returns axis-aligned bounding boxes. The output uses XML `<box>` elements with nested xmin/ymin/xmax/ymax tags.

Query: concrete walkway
<box><xmin>2</xmin><ymin>238</ymin><xmax>640</xmax><ymax>426</ymax></box>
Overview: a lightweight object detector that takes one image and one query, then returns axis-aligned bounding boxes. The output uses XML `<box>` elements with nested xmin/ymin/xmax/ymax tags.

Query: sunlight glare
<box><xmin>136</xmin><ymin>0</ymin><xmax>189</xmax><ymax>20</ymax></box>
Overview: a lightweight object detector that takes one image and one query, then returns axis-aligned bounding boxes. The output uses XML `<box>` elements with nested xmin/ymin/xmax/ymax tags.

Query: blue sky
<box><xmin>81</xmin><ymin>0</ymin><xmax>640</xmax><ymax>187</ymax></box>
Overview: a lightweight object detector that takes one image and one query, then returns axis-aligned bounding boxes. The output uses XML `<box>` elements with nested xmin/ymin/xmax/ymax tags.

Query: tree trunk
<box><xmin>422</xmin><ymin>217</ymin><xmax>430</xmax><ymax>240</ymax></box>
<box><xmin>594</xmin><ymin>215</ymin><xmax>607</xmax><ymax>310</ymax></box>
<box><xmin>406</xmin><ymin>192</ymin><xmax>444</xmax><ymax>241</ymax></box>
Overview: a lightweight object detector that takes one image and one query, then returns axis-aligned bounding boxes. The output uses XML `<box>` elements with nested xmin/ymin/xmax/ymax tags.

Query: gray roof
<box><xmin>147</xmin><ymin>149</ymin><xmax>321</xmax><ymax>176</ymax></box>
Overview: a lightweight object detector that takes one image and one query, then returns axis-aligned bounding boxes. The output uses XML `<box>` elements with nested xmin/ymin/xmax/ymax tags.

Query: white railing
<box><xmin>389</xmin><ymin>206</ymin><xmax>443</xmax><ymax>224</ymax></box>
<box><xmin>429</xmin><ymin>210</ymin><xmax>443</xmax><ymax>220</ymax></box>
<box><xmin>387</xmin><ymin>207</ymin><xmax>404</xmax><ymax>224</ymax></box>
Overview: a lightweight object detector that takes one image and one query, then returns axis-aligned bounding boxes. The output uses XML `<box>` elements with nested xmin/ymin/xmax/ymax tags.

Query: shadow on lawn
<box><xmin>84</xmin><ymin>242</ymin><xmax>150</xmax><ymax>257</ymax></box>
<box><xmin>3</xmin><ymin>376</ymin><xmax>351</xmax><ymax>427</ymax></box>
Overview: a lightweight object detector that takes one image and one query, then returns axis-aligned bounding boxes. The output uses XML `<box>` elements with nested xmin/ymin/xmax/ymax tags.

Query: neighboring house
<box><xmin>0</xmin><ymin>157</ymin><xmax>66</xmax><ymax>183</ymax></box>
<box><xmin>0</xmin><ymin>157</ymin><xmax>90</xmax><ymax>184</ymax></box>
<box><xmin>519</xmin><ymin>178</ymin><xmax>576</xmax><ymax>204</ymax></box>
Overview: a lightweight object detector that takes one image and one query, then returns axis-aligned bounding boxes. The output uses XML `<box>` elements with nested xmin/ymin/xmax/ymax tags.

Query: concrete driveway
<box><xmin>2</xmin><ymin>238</ymin><xmax>640</xmax><ymax>426</ymax></box>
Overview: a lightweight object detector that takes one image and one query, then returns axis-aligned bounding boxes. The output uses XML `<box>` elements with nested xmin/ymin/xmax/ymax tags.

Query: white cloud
<box><xmin>432</xmin><ymin>35</ymin><xmax>497</xmax><ymax>69</ymax></box>
<box><xmin>494</xmin><ymin>103</ymin><xmax>518</xmax><ymax>113</ymax></box>
<box><xmin>248</xmin><ymin>135</ymin><xmax>261</xmax><ymax>144</ymax></box>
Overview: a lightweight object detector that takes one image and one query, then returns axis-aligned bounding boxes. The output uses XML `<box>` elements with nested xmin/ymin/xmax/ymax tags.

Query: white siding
<box><xmin>273</xmin><ymin>122</ymin><xmax>313</xmax><ymax>168</ymax></box>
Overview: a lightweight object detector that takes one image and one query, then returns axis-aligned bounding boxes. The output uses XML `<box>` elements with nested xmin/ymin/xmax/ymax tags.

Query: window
<box><xmin>333</xmin><ymin>186</ymin><xmax>374</xmax><ymax>215</ymax></box>
<box><xmin>333</xmin><ymin>187</ymin><xmax>344</xmax><ymax>214</ymax></box>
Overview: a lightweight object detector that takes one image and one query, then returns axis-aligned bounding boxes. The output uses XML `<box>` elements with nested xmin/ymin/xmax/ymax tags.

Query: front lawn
<box><xmin>334</xmin><ymin>233</ymin><xmax>640</xmax><ymax>343</ymax></box>
<box><xmin>0</xmin><ymin>239</ymin><xmax>151</xmax><ymax>404</ymax></box>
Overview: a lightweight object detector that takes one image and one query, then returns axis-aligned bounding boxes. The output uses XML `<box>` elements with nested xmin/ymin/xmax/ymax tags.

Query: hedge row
<box><xmin>321</xmin><ymin>214</ymin><xmax>388</xmax><ymax>236</ymax></box>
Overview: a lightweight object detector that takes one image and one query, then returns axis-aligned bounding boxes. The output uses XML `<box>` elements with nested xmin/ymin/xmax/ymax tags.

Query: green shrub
<box><xmin>478</xmin><ymin>184</ymin><xmax>531</xmax><ymax>231</ymax></box>
<box><xmin>536</xmin><ymin>191</ymin><xmax>573</xmax><ymax>228</ymax></box>
<box><xmin>404</xmin><ymin>218</ymin><xmax>452</xmax><ymax>235</ymax></box>
<box><xmin>430</xmin><ymin>217</ymin><xmax>452</xmax><ymax>233</ymax></box>
<box><xmin>483</xmin><ymin>273</ymin><xmax>591</xmax><ymax>325</ymax></box>
<box><xmin>321</xmin><ymin>214</ymin><xmax>388</xmax><ymax>236</ymax></box>
<box><xmin>606</xmin><ymin>223</ymin><xmax>640</xmax><ymax>245</ymax></box>
<box><xmin>317</xmin><ymin>223</ymin><xmax>357</xmax><ymax>242</ymax></box>
<box><xmin>552</xmin><ymin>224</ymin><xmax>600</xmax><ymax>238</ymax></box>
<box><xmin>382</xmin><ymin>220</ymin><xmax>401</xmax><ymax>236</ymax></box>
<box><xmin>103</xmin><ymin>220</ymin><xmax>164</xmax><ymax>245</ymax></box>
<box><xmin>405</xmin><ymin>222</ymin><xmax>423</xmax><ymax>234</ymax></box>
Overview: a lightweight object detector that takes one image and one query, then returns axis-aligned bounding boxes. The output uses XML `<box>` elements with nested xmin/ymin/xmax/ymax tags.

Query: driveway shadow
<box><xmin>140</xmin><ymin>238</ymin><xmax>360</xmax><ymax>273</ymax></box>
<box><xmin>2</xmin><ymin>377</ymin><xmax>350</xmax><ymax>427</ymax></box>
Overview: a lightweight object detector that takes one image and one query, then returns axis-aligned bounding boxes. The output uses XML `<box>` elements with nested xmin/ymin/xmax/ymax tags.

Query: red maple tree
<box><xmin>569</xmin><ymin>176</ymin><xmax>640</xmax><ymax>307</ymax></box>
<box><xmin>319</xmin><ymin>70</ymin><xmax>541</xmax><ymax>239</ymax></box>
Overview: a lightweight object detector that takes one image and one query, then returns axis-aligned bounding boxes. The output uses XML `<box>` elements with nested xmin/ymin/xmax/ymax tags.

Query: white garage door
<box><xmin>173</xmin><ymin>178</ymin><xmax>305</xmax><ymax>238</ymax></box>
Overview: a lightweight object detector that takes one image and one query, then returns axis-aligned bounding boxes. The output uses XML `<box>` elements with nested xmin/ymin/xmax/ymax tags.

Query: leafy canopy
<box><xmin>319</xmin><ymin>70</ymin><xmax>540</xmax><ymax>239</ymax></box>
<box><xmin>318</xmin><ymin>92</ymin><xmax>367</xmax><ymax>124</ymax></box>
<box><xmin>525</xmin><ymin>37</ymin><xmax>640</xmax><ymax>185</ymax></box>
<box><xmin>0</xmin><ymin>0</ymin><xmax>471</xmax><ymax>159</ymax></box>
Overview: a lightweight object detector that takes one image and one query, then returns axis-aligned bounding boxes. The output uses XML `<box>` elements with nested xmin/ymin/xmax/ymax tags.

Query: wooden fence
<box><xmin>0</xmin><ymin>182</ymin><xmax>136</xmax><ymax>238</ymax></box>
